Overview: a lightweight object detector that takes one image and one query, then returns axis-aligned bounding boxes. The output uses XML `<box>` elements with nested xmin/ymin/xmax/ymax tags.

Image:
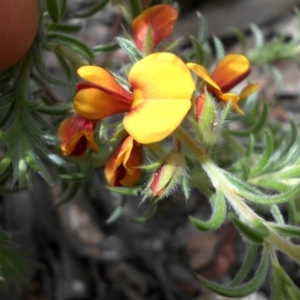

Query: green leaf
<box><xmin>229</xmin><ymin>102</ymin><xmax>268</xmax><ymax>136</ymax></box>
<box><xmin>231</xmin><ymin>27</ymin><xmax>247</xmax><ymax>54</ymax></box>
<box><xmin>230</xmin><ymin>242</ymin><xmax>257</xmax><ymax>287</ymax></box>
<box><xmin>31</xmin><ymin>43</ymin><xmax>74</xmax><ymax>87</ymax></box>
<box><xmin>49</xmin><ymin>23</ymin><xmax>82</xmax><ymax>33</ymax></box>
<box><xmin>106</xmin><ymin>185</ymin><xmax>141</xmax><ymax>196</ymax></box>
<box><xmin>129</xmin><ymin>203</ymin><xmax>157</xmax><ymax>223</ymax></box>
<box><xmin>272</xmin><ymin>264</ymin><xmax>300</xmax><ymax>300</ymax></box>
<box><xmin>106</xmin><ymin>198</ymin><xmax>127</xmax><ymax>224</ymax></box>
<box><xmin>250</xmin><ymin>23</ymin><xmax>264</xmax><ymax>48</ymax></box>
<box><xmin>239</xmin><ymin>184</ymin><xmax>300</xmax><ymax>205</ymax></box>
<box><xmin>197</xmin><ymin>247</ymin><xmax>268</xmax><ymax>298</ymax></box>
<box><xmin>73</xmin><ymin>0</ymin><xmax>109</xmax><ymax>18</ymax></box>
<box><xmin>212</xmin><ymin>36</ymin><xmax>225</xmax><ymax>61</ymax></box>
<box><xmin>249</xmin><ymin>129</ymin><xmax>273</xmax><ymax>176</ymax></box>
<box><xmin>59</xmin><ymin>0</ymin><xmax>67</xmax><ymax>19</ymax></box>
<box><xmin>37</xmin><ymin>104</ymin><xmax>72</xmax><ymax>115</ymax></box>
<box><xmin>271</xmin><ymin>264</ymin><xmax>285</xmax><ymax>300</ymax></box>
<box><xmin>116</xmin><ymin>37</ymin><xmax>143</xmax><ymax>62</ymax></box>
<box><xmin>93</xmin><ymin>42</ymin><xmax>120</xmax><ymax>54</ymax></box>
<box><xmin>270</xmin><ymin>205</ymin><xmax>285</xmax><ymax>225</ymax></box>
<box><xmin>255</xmin><ymin>179</ymin><xmax>290</xmax><ymax>192</ymax></box>
<box><xmin>230</xmin><ymin>214</ymin><xmax>269</xmax><ymax>244</ymax></box>
<box><xmin>269</xmin><ymin>223</ymin><xmax>300</xmax><ymax>239</ymax></box>
<box><xmin>189</xmin><ymin>190</ymin><xmax>226</xmax><ymax>231</ymax></box>
<box><xmin>189</xmin><ymin>35</ymin><xmax>206</xmax><ymax>65</ymax></box>
<box><xmin>54</xmin><ymin>182</ymin><xmax>82</xmax><ymax>207</ymax></box>
<box><xmin>48</xmin><ymin>33</ymin><xmax>94</xmax><ymax>63</ymax></box>
<box><xmin>46</xmin><ymin>0</ymin><xmax>61</xmax><ymax>23</ymax></box>
<box><xmin>196</xmin><ymin>12</ymin><xmax>208</xmax><ymax>44</ymax></box>
<box><xmin>0</xmin><ymin>229</ymin><xmax>34</xmax><ymax>289</ymax></box>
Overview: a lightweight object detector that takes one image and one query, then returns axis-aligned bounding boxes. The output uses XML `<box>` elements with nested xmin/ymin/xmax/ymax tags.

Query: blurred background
<box><xmin>1</xmin><ymin>0</ymin><xmax>300</xmax><ymax>299</ymax></box>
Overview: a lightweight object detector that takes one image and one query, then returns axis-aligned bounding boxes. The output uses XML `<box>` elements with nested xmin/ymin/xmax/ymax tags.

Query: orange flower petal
<box><xmin>132</xmin><ymin>4</ymin><xmax>178</xmax><ymax>51</ymax></box>
<box><xmin>187</xmin><ymin>63</ymin><xmax>221</xmax><ymax>93</ymax></box>
<box><xmin>77</xmin><ymin>66</ymin><xmax>132</xmax><ymax>101</ymax></box>
<box><xmin>105</xmin><ymin>136</ymin><xmax>142</xmax><ymax>186</ymax></box>
<box><xmin>217</xmin><ymin>93</ymin><xmax>245</xmax><ymax>115</ymax></box>
<box><xmin>211</xmin><ymin>54</ymin><xmax>251</xmax><ymax>92</ymax></box>
<box><xmin>74</xmin><ymin>88</ymin><xmax>132</xmax><ymax>120</ymax></box>
<box><xmin>124</xmin><ymin>53</ymin><xmax>194</xmax><ymax>144</ymax></box>
<box><xmin>58</xmin><ymin>115</ymin><xmax>99</xmax><ymax>157</ymax></box>
<box><xmin>239</xmin><ymin>83</ymin><xmax>258</xmax><ymax>99</ymax></box>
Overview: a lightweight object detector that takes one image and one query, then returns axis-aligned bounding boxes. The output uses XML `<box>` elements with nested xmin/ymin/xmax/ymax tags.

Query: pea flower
<box><xmin>58</xmin><ymin>114</ymin><xmax>99</xmax><ymax>157</ymax></box>
<box><xmin>132</xmin><ymin>4</ymin><xmax>178</xmax><ymax>54</ymax></box>
<box><xmin>187</xmin><ymin>54</ymin><xmax>258</xmax><ymax>114</ymax></box>
<box><xmin>74</xmin><ymin>52</ymin><xmax>194</xmax><ymax>144</ymax></box>
<box><xmin>105</xmin><ymin>136</ymin><xmax>142</xmax><ymax>186</ymax></box>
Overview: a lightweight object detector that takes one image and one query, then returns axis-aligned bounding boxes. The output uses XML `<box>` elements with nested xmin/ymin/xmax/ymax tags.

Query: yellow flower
<box><xmin>187</xmin><ymin>54</ymin><xmax>258</xmax><ymax>114</ymax></box>
<box><xmin>74</xmin><ymin>52</ymin><xmax>194</xmax><ymax>144</ymax></box>
<box><xmin>132</xmin><ymin>4</ymin><xmax>178</xmax><ymax>54</ymax></box>
<box><xmin>58</xmin><ymin>114</ymin><xmax>98</xmax><ymax>157</ymax></box>
<box><xmin>105</xmin><ymin>136</ymin><xmax>142</xmax><ymax>186</ymax></box>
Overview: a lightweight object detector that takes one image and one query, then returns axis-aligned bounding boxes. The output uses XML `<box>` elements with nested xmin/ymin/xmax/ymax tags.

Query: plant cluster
<box><xmin>1</xmin><ymin>0</ymin><xmax>300</xmax><ymax>298</ymax></box>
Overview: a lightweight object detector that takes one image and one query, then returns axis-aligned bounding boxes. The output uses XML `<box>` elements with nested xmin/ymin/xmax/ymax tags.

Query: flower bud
<box><xmin>149</xmin><ymin>151</ymin><xmax>188</xmax><ymax>200</ymax></box>
<box><xmin>195</xmin><ymin>91</ymin><xmax>219</xmax><ymax>148</ymax></box>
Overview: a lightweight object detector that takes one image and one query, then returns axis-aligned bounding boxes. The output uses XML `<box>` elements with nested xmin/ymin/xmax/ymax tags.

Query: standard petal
<box><xmin>77</xmin><ymin>66</ymin><xmax>132</xmax><ymax>101</ymax></box>
<box><xmin>74</xmin><ymin>88</ymin><xmax>132</xmax><ymax>120</ymax></box>
<box><xmin>211</xmin><ymin>54</ymin><xmax>251</xmax><ymax>92</ymax></box>
<box><xmin>126</xmin><ymin>53</ymin><xmax>194</xmax><ymax>143</ymax></box>
<box><xmin>124</xmin><ymin>99</ymin><xmax>190</xmax><ymax>144</ymax></box>
<box><xmin>132</xmin><ymin>4</ymin><xmax>178</xmax><ymax>51</ymax></box>
<box><xmin>187</xmin><ymin>63</ymin><xmax>221</xmax><ymax>92</ymax></box>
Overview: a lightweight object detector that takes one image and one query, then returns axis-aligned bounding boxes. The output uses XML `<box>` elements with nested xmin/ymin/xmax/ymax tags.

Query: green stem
<box><xmin>176</xmin><ymin>126</ymin><xmax>300</xmax><ymax>264</ymax></box>
<box><xmin>267</xmin><ymin>230</ymin><xmax>300</xmax><ymax>264</ymax></box>
<box><xmin>176</xmin><ymin>126</ymin><xmax>259</xmax><ymax>223</ymax></box>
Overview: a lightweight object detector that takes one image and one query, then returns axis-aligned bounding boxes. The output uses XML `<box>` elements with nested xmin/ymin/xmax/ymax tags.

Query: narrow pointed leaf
<box><xmin>250</xmin><ymin>23</ymin><xmax>264</xmax><ymax>48</ymax></box>
<box><xmin>250</xmin><ymin>129</ymin><xmax>273</xmax><ymax>176</ymax></box>
<box><xmin>239</xmin><ymin>184</ymin><xmax>300</xmax><ymax>205</ymax></box>
<box><xmin>46</xmin><ymin>0</ymin><xmax>61</xmax><ymax>23</ymax></box>
<box><xmin>197</xmin><ymin>247</ymin><xmax>268</xmax><ymax>298</ymax></box>
<box><xmin>230</xmin><ymin>214</ymin><xmax>268</xmax><ymax>244</ymax></box>
<box><xmin>269</xmin><ymin>223</ymin><xmax>300</xmax><ymax>239</ymax></box>
<box><xmin>106</xmin><ymin>185</ymin><xmax>141</xmax><ymax>196</ymax></box>
<box><xmin>270</xmin><ymin>205</ymin><xmax>285</xmax><ymax>225</ymax></box>
<box><xmin>190</xmin><ymin>35</ymin><xmax>205</xmax><ymax>65</ymax></box>
<box><xmin>93</xmin><ymin>42</ymin><xmax>120</xmax><ymax>54</ymax></box>
<box><xmin>196</xmin><ymin>12</ymin><xmax>208</xmax><ymax>44</ymax></box>
<box><xmin>229</xmin><ymin>102</ymin><xmax>268</xmax><ymax>136</ymax></box>
<box><xmin>271</xmin><ymin>264</ymin><xmax>285</xmax><ymax>300</ymax></box>
<box><xmin>48</xmin><ymin>33</ymin><xmax>94</xmax><ymax>63</ymax></box>
<box><xmin>212</xmin><ymin>36</ymin><xmax>225</xmax><ymax>60</ymax></box>
<box><xmin>189</xmin><ymin>190</ymin><xmax>226</xmax><ymax>231</ymax></box>
<box><xmin>230</xmin><ymin>242</ymin><xmax>257</xmax><ymax>286</ymax></box>
<box><xmin>116</xmin><ymin>37</ymin><xmax>143</xmax><ymax>62</ymax></box>
<box><xmin>73</xmin><ymin>0</ymin><xmax>109</xmax><ymax>18</ymax></box>
<box><xmin>231</xmin><ymin>27</ymin><xmax>247</xmax><ymax>53</ymax></box>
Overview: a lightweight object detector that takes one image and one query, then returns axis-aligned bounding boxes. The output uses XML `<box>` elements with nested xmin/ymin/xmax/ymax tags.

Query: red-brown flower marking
<box><xmin>187</xmin><ymin>54</ymin><xmax>258</xmax><ymax>114</ymax></box>
<box><xmin>105</xmin><ymin>136</ymin><xmax>142</xmax><ymax>186</ymax></box>
<box><xmin>58</xmin><ymin>115</ymin><xmax>99</xmax><ymax>157</ymax></box>
<box><xmin>132</xmin><ymin>4</ymin><xmax>178</xmax><ymax>53</ymax></box>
